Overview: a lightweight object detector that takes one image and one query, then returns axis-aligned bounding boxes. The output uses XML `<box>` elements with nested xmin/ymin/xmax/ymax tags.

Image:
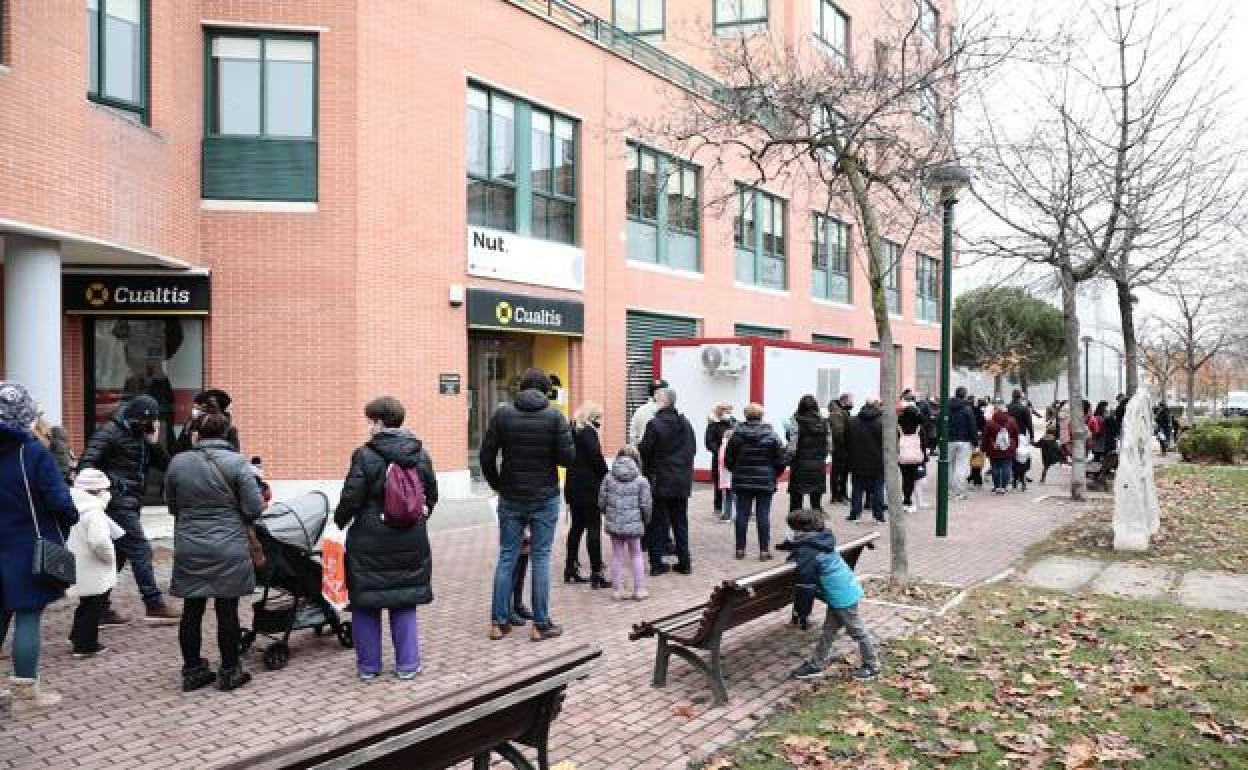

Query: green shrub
<box><xmin>1179</xmin><ymin>422</ymin><xmax>1248</xmax><ymax>464</ymax></box>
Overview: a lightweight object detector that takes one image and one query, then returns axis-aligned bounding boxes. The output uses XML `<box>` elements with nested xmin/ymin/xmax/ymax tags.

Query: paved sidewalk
<box><xmin>1024</xmin><ymin>556</ymin><xmax>1248</xmax><ymax>613</ymax></box>
<box><xmin>1</xmin><ymin>467</ymin><xmax>1088</xmax><ymax>769</ymax></box>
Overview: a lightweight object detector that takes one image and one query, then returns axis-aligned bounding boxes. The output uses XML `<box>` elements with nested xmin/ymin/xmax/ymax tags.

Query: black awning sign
<box><xmin>466</xmin><ymin>288</ymin><xmax>584</xmax><ymax>336</ymax></box>
<box><xmin>64</xmin><ymin>274</ymin><xmax>211</xmax><ymax>315</ymax></box>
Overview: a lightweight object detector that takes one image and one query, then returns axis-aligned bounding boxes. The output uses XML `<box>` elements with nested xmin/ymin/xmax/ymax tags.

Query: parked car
<box><xmin>1223</xmin><ymin>391</ymin><xmax>1248</xmax><ymax>418</ymax></box>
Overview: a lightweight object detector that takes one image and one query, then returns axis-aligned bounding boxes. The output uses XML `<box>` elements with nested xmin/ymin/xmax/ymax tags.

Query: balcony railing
<box><xmin>507</xmin><ymin>0</ymin><xmax>722</xmax><ymax>100</ymax></box>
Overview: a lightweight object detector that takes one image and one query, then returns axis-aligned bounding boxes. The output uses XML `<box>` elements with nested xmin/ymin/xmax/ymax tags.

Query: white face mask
<box><xmin>93</xmin><ymin>490</ymin><xmax>111</xmax><ymax>508</ymax></box>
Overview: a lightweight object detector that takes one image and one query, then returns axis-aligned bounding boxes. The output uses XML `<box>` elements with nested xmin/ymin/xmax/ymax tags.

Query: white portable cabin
<box><xmin>653</xmin><ymin>337</ymin><xmax>881</xmax><ymax>479</ymax></box>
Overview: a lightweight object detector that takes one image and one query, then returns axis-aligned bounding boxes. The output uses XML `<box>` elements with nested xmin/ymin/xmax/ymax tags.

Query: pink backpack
<box><xmin>382</xmin><ymin>463</ymin><xmax>427</xmax><ymax>528</ymax></box>
<box><xmin>898</xmin><ymin>433</ymin><xmax>924</xmax><ymax>464</ymax></box>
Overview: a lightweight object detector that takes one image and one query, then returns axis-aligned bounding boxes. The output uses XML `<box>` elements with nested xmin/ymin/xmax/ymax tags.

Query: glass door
<box><xmin>467</xmin><ymin>331</ymin><xmax>533</xmax><ymax>477</ymax></box>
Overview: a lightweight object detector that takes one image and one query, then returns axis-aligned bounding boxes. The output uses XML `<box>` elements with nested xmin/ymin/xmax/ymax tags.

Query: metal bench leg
<box><xmin>473</xmin><ymin>755</ymin><xmax>491</xmax><ymax>770</ymax></box>
<box><xmin>652</xmin><ymin>635</ymin><xmax>672</xmax><ymax>688</ymax></box>
<box><xmin>708</xmin><ymin>643</ymin><xmax>729</xmax><ymax>707</ymax></box>
<box><xmin>496</xmin><ymin>741</ymin><xmax>540</xmax><ymax>770</ymax></box>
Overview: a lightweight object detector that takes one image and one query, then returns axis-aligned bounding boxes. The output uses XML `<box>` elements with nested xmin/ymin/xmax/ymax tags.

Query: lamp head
<box><xmin>924</xmin><ymin>161</ymin><xmax>972</xmax><ymax>201</ymax></box>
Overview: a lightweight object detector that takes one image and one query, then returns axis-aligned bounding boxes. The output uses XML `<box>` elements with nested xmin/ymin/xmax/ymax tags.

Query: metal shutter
<box><xmin>733</xmin><ymin>323</ymin><xmax>785</xmax><ymax>338</ymax></box>
<box><xmin>625</xmin><ymin>310</ymin><xmax>698</xmax><ymax>441</ymax></box>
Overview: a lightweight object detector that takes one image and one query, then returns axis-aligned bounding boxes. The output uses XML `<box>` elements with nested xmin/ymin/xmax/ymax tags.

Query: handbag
<box><xmin>21</xmin><ymin>445</ymin><xmax>77</xmax><ymax>590</ymax></box>
<box><xmin>198</xmin><ymin>449</ymin><xmax>267</xmax><ymax>571</ymax></box>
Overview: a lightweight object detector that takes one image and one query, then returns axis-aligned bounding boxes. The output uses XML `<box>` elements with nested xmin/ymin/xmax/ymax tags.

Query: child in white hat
<box><xmin>66</xmin><ymin>469</ymin><xmax>123</xmax><ymax>658</ymax></box>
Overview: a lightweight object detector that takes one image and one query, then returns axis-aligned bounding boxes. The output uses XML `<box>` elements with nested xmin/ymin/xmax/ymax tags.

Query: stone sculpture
<box><xmin>1114</xmin><ymin>388</ymin><xmax>1161</xmax><ymax>551</ymax></box>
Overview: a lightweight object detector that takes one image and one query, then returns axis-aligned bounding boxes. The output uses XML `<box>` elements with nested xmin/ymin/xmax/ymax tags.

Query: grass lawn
<box><xmin>1026</xmin><ymin>463</ymin><xmax>1248</xmax><ymax>572</ymax></box>
<box><xmin>709</xmin><ymin>585</ymin><xmax>1247</xmax><ymax>769</ymax></box>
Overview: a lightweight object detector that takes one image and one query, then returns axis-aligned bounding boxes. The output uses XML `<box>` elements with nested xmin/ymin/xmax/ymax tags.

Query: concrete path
<box><xmin>1023</xmin><ymin>556</ymin><xmax>1248</xmax><ymax>613</ymax></box>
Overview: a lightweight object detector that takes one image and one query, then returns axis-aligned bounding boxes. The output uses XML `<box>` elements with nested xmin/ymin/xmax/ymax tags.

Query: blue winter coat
<box><xmin>786</xmin><ymin>531</ymin><xmax>864</xmax><ymax>612</ymax></box>
<box><xmin>0</xmin><ymin>423</ymin><xmax>79</xmax><ymax>612</ymax></box>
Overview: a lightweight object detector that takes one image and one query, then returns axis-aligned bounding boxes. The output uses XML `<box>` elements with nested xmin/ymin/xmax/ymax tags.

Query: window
<box><xmin>87</xmin><ymin>0</ymin><xmax>148</xmax><ymax>122</ymax></box>
<box><xmin>813</xmin><ymin>334</ymin><xmax>852</xmax><ymax>347</ymax></box>
<box><xmin>813</xmin><ymin>0</ymin><xmax>849</xmax><ymax>65</ymax></box>
<box><xmin>1</xmin><ymin>0</ymin><xmax>9</xmax><ymax>65</ymax></box>
<box><xmin>918</xmin><ymin>84</ymin><xmax>940</xmax><ymax>133</ymax></box>
<box><xmin>466</xmin><ymin>84</ymin><xmax>579</xmax><ymax>244</ymax></box>
<box><xmin>715</xmin><ymin>0</ymin><xmax>768</xmax><ymax>34</ymax></box>
<box><xmin>735</xmin><ymin>185</ymin><xmax>787</xmax><ymax>289</ymax></box>
<box><xmin>812</xmin><ymin>213</ymin><xmax>851</xmax><ymax>303</ymax></box>
<box><xmin>203</xmin><ymin>31</ymin><xmax>318</xmax><ymax>201</ymax></box>
<box><xmin>916</xmin><ymin>253</ymin><xmax>940</xmax><ymax>322</ymax></box>
<box><xmin>915</xmin><ymin>348</ymin><xmax>941</xmax><ymax>397</ymax></box>
<box><xmin>614</xmin><ymin>0</ymin><xmax>664</xmax><ymax>39</ymax></box>
<box><xmin>919</xmin><ymin>0</ymin><xmax>939</xmax><ymax>45</ymax></box>
<box><xmin>626</xmin><ymin>143</ymin><xmax>699</xmax><ymax>270</ymax></box>
<box><xmin>735</xmin><ymin>323</ymin><xmax>786</xmax><ymax>339</ymax></box>
<box><xmin>881</xmin><ymin>238</ymin><xmax>902</xmax><ymax>315</ymax></box>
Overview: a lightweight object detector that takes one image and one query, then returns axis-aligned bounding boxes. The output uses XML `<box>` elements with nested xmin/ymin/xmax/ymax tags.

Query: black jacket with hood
<box><xmin>725</xmin><ymin>418</ymin><xmax>788</xmax><ymax>493</ymax></box>
<box><xmin>947</xmin><ymin>397</ymin><xmax>980</xmax><ymax>444</ymax></box>
<box><xmin>847</xmin><ymin>404</ymin><xmax>885</xmax><ymax>478</ymax></box>
<box><xmin>787</xmin><ymin>413</ymin><xmax>829</xmax><ymax>495</ymax></box>
<box><xmin>479</xmin><ymin>389</ymin><xmax>575</xmax><ymax>502</ymax></box>
<box><xmin>564</xmin><ymin>424</ymin><xmax>609</xmax><ymax>510</ymax></box>
<box><xmin>79</xmin><ymin>396</ymin><xmax>169</xmax><ymax>513</ymax></box>
<box><xmin>638</xmin><ymin>406</ymin><xmax>697</xmax><ymax>498</ymax></box>
<box><xmin>333</xmin><ymin>429</ymin><xmax>438</xmax><ymax>610</ymax></box>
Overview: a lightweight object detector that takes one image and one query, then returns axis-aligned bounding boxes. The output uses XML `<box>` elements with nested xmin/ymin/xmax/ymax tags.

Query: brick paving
<box><xmin>1</xmin><ymin>467</ymin><xmax>1089</xmax><ymax>769</ymax></box>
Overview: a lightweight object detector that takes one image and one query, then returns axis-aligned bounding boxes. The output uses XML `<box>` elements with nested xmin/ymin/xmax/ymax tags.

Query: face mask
<box><xmin>95</xmin><ymin>490</ymin><xmax>111</xmax><ymax>508</ymax></box>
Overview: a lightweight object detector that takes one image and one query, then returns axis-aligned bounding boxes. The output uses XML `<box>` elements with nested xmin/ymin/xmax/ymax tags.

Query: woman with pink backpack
<box><xmin>897</xmin><ymin>397</ymin><xmax>929</xmax><ymax>514</ymax></box>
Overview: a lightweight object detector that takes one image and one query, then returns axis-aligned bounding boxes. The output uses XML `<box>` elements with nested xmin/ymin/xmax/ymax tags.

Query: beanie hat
<box><xmin>74</xmin><ymin>468</ymin><xmax>112</xmax><ymax>492</ymax></box>
<box><xmin>0</xmin><ymin>381</ymin><xmax>38</xmax><ymax>427</ymax></box>
<box><xmin>123</xmin><ymin>395</ymin><xmax>160</xmax><ymax>421</ymax></box>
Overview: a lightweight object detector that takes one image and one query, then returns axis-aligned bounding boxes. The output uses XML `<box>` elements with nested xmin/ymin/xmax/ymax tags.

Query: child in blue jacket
<box><xmin>783</xmin><ymin>508</ymin><xmax>880</xmax><ymax>680</ymax></box>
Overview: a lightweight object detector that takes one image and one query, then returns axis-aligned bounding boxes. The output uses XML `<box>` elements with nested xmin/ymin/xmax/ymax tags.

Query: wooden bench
<box><xmin>224</xmin><ymin>644</ymin><xmax>601</xmax><ymax>770</ymax></box>
<box><xmin>630</xmin><ymin>533</ymin><xmax>879</xmax><ymax>707</ymax></box>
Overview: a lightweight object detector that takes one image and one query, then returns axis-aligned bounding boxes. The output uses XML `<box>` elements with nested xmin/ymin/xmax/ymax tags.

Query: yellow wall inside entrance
<box><xmin>533</xmin><ymin>334</ymin><xmax>570</xmax><ymax>417</ymax></box>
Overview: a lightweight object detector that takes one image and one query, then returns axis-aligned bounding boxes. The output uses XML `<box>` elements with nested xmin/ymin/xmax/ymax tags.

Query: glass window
<box><xmin>614</xmin><ymin>0</ymin><xmax>665</xmax><ymax>38</ymax></box>
<box><xmin>87</xmin><ymin>0</ymin><xmax>147</xmax><ymax>119</ymax></box>
<box><xmin>466</xmin><ymin>87</ymin><xmax>490</xmax><ymax>178</ymax></box>
<box><xmin>882</xmin><ymin>238</ymin><xmax>902</xmax><ymax>315</ymax></box>
<box><xmin>919</xmin><ymin>85</ymin><xmax>940</xmax><ymax>133</ymax></box>
<box><xmin>920</xmin><ymin>0</ymin><xmax>939</xmax><ymax>45</ymax></box>
<box><xmin>736</xmin><ymin>184</ymin><xmax>787</xmax><ymax>289</ymax></box>
<box><xmin>813</xmin><ymin>0</ymin><xmax>849</xmax><ymax>64</ymax></box>
<box><xmin>639</xmin><ymin>151</ymin><xmax>659</xmax><ymax>221</ymax></box>
<box><xmin>209</xmin><ymin>33</ymin><xmax>317</xmax><ymax>139</ymax></box>
<box><xmin>491</xmin><ymin>96</ymin><xmax>515</xmax><ymax>182</ymax></box>
<box><xmin>715</xmin><ymin>0</ymin><xmax>768</xmax><ymax>33</ymax></box>
<box><xmin>916</xmin><ymin>253</ymin><xmax>940</xmax><ymax>321</ymax></box>
<box><xmin>812</xmin><ymin>213</ymin><xmax>851</xmax><ymax>302</ymax></box>
<box><xmin>531</xmin><ymin>112</ymin><xmax>553</xmax><ymax>192</ymax></box>
<box><xmin>626</xmin><ymin>143</ymin><xmax>700</xmax><ymax>268</ymax></box>
<box><xmin>264</xmin><ymin>39</ymin><xmax>315</xmax><ymax>137</ymax></box>
<box><xmin>916</xmin><ymin>348</ymin><xmax>940</xmax><ymax>397</ymax></box>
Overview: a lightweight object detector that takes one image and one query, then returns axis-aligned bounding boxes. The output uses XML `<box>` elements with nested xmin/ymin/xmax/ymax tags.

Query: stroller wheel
<box><xmin>337</xmin><ymin>621</ymin><xmax>353</xmax><ymax>649</ymax></box>
<box><xmin>263</xmin><ymin>642</ymin><xmax>291</xmax><ymax>671</ymax></box>
<box><xmin>239</xmin><ymin>630</ymin><xmax>257</xmax><ymax>654</ymax></box>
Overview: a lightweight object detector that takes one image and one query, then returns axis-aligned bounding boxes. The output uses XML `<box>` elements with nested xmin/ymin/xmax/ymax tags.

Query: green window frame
<box><xmin>734</xmin><ymin>184</ymin><xmax>787</xmax><ymax>290</ymax></box>
<box><xmin>714</xmin><ymin>0</ymin><xmax>768</xmax><ymax>34</ymax></box>
<box><xmin>915</xmin><ymin>253</ymin><xmax>940</xmax><ymax>322</ymax></box>
<box><xmin>881</xmin><ymin>238</ymin><xmax>902</xmax><ymax>315</ymax></box>
<box><xmin>87</xmin><ymin>0</ymin><xmax>150</xmax><ymax>123</ymax></box>
<box><xmin>813</xmin><ymin>334</ymin><xmax>853</xmax><ymax>347</ymax></box>
<box><xmin>626</xmin><ymin>142</ymin><xmax>700</xmax><ymax>270</ymax></box>
<box><xmin>613</xmin><ymin>0</ymin><xmax>665</xmax><ymax>39</ymax></box>
<box><xmin>466</xmin><ymin>83</ymin><xmax>579</xmax><ymax>245</ymax></box>
<box><xmin>812</xmin><ymin>212</ymin><xmax>851</xmax><ymax>302</ymax></box>
<box><xmin>735</xmin><ymin>322</ymin><xmax>786</xmax><ymax>339</ymax></box>
<box><xmin>202</xmin><ymin>30</ymin><xmax>319</xmax><ymax>201</ymax></box>
<box><xmin>813</xmin><ymin>0</ymin><xmax>849</xmax><ymax>65</ymax></box>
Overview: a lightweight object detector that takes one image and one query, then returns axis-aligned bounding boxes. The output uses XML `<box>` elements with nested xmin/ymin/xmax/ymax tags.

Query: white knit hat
<box><xmin>74</xmin><ymin>468</ymin><xmax>112</xmax><ymax>492</ymax></box>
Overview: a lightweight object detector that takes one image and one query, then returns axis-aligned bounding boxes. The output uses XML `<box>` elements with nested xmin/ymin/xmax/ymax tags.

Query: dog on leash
<box><xmin>1034</xmin><ymin>437</ymin><xmax>1069</xmax><ymax>482</ymax></box>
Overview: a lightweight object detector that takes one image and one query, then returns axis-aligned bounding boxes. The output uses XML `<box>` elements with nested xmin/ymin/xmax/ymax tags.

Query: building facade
<box><xmin>0</xmin><ymin>0</ymin><xmax>946</xmax><ymax>497</ymax></box>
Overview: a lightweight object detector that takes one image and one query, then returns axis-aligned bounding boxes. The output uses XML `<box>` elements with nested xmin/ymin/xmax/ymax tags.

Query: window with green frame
<box><xmin>626</xmin><ymin>143</ymin><xmax>699</xmax><ymax>271</ymax></box>
<box><xmin>916</xmin><ymin>253</ymin><xmax>940</xmax><ymax>322</ymax></box>
<box><xmin>202</xmin><ymin>31</ymin><xmax>318</xmax><ymax>201</ymax></box>
<box><xmin>614</xmin><ymin>0</ymin><xmax>664</xmax><ymax>39</ymax></box>
<box><xmin>813</xmin><ymin>0</ymin><xmax>849</xmax><ymax>65</ymax></box>
<box><xmin>735</xmin><ymin>322</ymin><xmax>786</xmax><ymax>339</ymax></box>
<box><xmin>714</xmin><ymin>0</ymin><xmax>767</xmax><ymax>34</ymax></box>
<box><xmin>812</xmin><ymin>212</ymin><xmax>851</xmax><ymax>302</ymax></box>
<box><xmin>919</xmin><ymin>0</ymin><xmax>940</xmax><ymax>46</ymax></box>
<box><xmin>881</xmin><ymin>238</ymin><xmax>902</xmax><ymax>315</ymax></box>
<box><xmin>734</xmin><ymin>184</ymin><xmax>787</xmax><ymax>290</ymax></box>
<box><xmin>87</xmin><ymin>0</ymin><xmax>148</xmax><ymax>123</ymax></box>
<box><xmin>813</xmin><ymin>333</ymin><xmax>852</xmax><ymax>347</ymax></box>
<box><xmin>466</xmin><ymin>83</ymin><xmax>578</xmax><ymax>245</ymax></box>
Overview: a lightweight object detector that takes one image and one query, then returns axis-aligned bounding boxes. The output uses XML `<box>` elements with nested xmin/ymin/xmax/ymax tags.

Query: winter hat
<box><xmin>0</xmin><ymin>381</ymin><xmax>38</xmax><ymax>427</ymax></box>
<box><xmin>74</xmin><ymin>468</ymin><xmax>112</xmax><ymax>492</ymax></box>
<box><xmin>123</xmin><ymin>395</ymin><xmax>160</xmax><ymax>421</ymax></box>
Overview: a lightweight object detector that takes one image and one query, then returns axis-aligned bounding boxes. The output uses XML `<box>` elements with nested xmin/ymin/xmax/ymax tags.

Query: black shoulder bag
<box><xmin>23</xmin><ymin>445</ymin><xmax>77</xmax><ymax>590</ymax></box>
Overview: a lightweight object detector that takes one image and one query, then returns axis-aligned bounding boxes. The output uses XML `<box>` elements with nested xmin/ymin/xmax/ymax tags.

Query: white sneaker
<box><xmin>903</xmin><ymin>504</ymin><xmax>916</xmax><ymax>514</ymax></box>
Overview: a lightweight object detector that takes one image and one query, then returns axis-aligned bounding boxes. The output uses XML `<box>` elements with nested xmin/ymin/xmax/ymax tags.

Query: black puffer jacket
<box><xmin>1008</xmin><ymin>399</ymin><xmax>1034</xmax><ymax>441</ymax></box>
<box><xmin>947</xmin><ymin>398</ymin><xmax>979</xmax><ymax>444</ymax></box>
<box><xmin>704</xmin><ymin>416</ymin><xmax>735</xmax><ymax>456</ymax></box>
<box><xmin>480</xmin><ymin>389</ymin><xmax>575</xmax><ymax>502</ymax></box>
<box><xmin>787</xmin><ymin>414</ymin><xmax>829</xmax><ymax>495</ymax></box>
<box><xmin>847</xmin><ymin>404</ymin><xmax>885</xmax><ymax>478</ymax></box>
<box><xmin>333</xmin><ymin>429</ymin><xmax>438</xmax><ymax>610</ymax></box>
<box><xmin>725</xmin><ymin>419</ymin><xmax>788</xmax><ymax>493</ymax></box>
<box><xmin>639</xmin><ymin>407</ymin><xmax>697</xmax><ymax>498</ymax></box>
<box><xmin>79</xmin><ymin>415</ymin><xmax>170</xmax><ymax>513</ymax></box>
<box><xmin>564</xmin><ymin>424</ymin><xmax>608</xmax><ymax>510</ymax></box>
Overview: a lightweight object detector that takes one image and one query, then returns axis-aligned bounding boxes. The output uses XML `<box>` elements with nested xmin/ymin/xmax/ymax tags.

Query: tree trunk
<box><xmin>1060</xmin><ymin>267</ymin><xmax>1088</xmax><ymax>501</ymax></box>
<box><xmin>1116</xmin><ymin>278</ymin><xmax>1139</xmax><ymax>397</ymax></box>
<box><xmin>1186</xmin><ymin>364</ymin><xmax>1197</xmax><ymax>423</ymax></box>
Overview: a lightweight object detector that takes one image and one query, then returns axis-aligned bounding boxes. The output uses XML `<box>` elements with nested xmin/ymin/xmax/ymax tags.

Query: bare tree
<box><xmin>1137</xmin><ymin>322</ymin><xmax>1185</xmax><ymax>402</ymax></box>
<box><xmin>634</xmin><ymin>1</ymin><xmax>1012</xmax><ymax>581</ymax></box>
<box><xmin>1160</xmin><ymin>274</ymin><xmax>1231</xmax><ymax>420</ymax></box>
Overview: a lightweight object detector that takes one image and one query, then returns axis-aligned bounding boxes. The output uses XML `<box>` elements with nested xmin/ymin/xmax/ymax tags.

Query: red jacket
<box><xmin>981</xmin><ymin>412</ymin><xmax>1019</xmax><ymax>460</ymax></box>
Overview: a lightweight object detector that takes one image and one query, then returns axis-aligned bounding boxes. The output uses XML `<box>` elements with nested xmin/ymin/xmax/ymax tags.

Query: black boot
<box><xmin>216</xmin><ymin>664</ymin><xmax>252</xmax><ymax>692</ymax></box>
<box><xmin>590</xmin><ymin>572</ymin><xmax>611</xmax><ymax>590</ymax></box>
<box><xmin>564</xmin><ymin>562</ymin><xmax>589</xmax><ymax>584</ymax></box>
<box><xmin>181</xmin><ymin>660</ymin><xmax>216</xmax><ymax>692</ymax></box>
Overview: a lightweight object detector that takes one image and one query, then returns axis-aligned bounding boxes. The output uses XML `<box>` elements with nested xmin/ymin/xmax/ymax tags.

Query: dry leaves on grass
<box><xmin>1061</xmin><ymin>733</ymin><xmax>1146</xmax><ymax>768</ymax></box>
<box><xmin>861</xmin><ymin>577</ymin><xmax>961</xmax><ymax>610</ymax></box>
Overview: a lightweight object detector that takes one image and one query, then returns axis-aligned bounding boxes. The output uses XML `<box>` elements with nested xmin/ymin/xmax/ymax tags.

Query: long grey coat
<box><xmin>598</xmin><ymin>456</ymin><xmax>652</xmax><ymax>539</ymax></box>
<box><xmin>165</xmin><ymin>440</ymin><xmax>265</xmax><ymax>599</ymax></box>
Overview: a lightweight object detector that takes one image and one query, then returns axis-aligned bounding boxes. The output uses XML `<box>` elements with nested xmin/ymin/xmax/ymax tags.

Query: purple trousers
<box><xmin>352</xmin><ymin>607</ymin><xmax>422</xmax><ymax>675</ymax></box>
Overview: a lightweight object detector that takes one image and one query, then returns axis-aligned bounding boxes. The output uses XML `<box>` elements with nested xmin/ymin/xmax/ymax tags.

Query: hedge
<box><xmin>1178</xmin><ymin>418</ymin><xmax>1248</xmax><ymax>464</ymax></box>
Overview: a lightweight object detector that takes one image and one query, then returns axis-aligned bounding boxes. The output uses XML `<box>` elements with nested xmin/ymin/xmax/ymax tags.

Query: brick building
<box><xmin>0</xmin><ymin>0</ymin><xmax>947</xmax><ymax>498</ymax></box>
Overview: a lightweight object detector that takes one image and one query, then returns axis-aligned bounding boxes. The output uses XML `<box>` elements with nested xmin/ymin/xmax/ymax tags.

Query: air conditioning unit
<box><xmin>700</xmin><ymin>344</ymin><xmax>746</xmax><ymax>377</ymax></box>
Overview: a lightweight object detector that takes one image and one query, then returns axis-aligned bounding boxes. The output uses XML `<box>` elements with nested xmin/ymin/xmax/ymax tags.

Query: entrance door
<box><xmin>467</xmin><ymin>332</ymin><xmax>534</xmax><ymax>477</ymax></box>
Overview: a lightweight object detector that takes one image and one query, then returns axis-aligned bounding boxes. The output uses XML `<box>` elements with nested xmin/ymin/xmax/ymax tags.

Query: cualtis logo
<box><xmin>495</xmin><ymin>301</ymin><xmax>513</xmax><ymax>325</ymax></box>
<box><xmin>85</xmin><ymin>283</ymin><xmax>110</xmax><ymax>307</ymax></box>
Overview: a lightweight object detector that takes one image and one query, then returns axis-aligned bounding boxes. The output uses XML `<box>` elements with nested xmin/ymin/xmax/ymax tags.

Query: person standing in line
<box><xmin>65</xmin><ymin>469</ymin><xmax>120</xmax><ymax>660</ymax></box>
<box><xmin>946</xmin><ymin>387</ymin><xmax>979</xmax><ymax>501</ymax></box>
<box><xmin>826</xmin><ymin>394</ymin><xmax>854</xmax><ymax>504</ymax></box>
<box><xmin>725</xmin><ymin>403</ymin><xmax>788</xmax><ymax>561</ymax></box>
<box><xmin>78</xmin><ymin>394</ymin><xmax>180</xmax><ymax>624</ymax></box>
<box><xmin>715</xmin><ymin>418</ymin><xmax>736</xmax><ymax>523</ymax></box>
<box><xmin>173</xmin><ymin>389</ymin><xmax>240</xmax><ymax>455</ymax></box>
<box><xmin>599</xmin><ymin>446</ymin><xmax>652</xmax><ymax>601</ymax></box>
<box><xmin>1155</xmin><ymin>401</ymin><xmax>1174</xmax><ymax>455</ymax></box>
<box><xmin>0</xmin><ymin>382</ymin><xmax>79</xmax><ymax>714</ymax></box>
<box><xmin>564</xmin><ymin>403</ymin><xmax>610</xmax><ymax>589</ymax></box>
<box><xmin>481</xmin><ymin>368</ymin><xmax>575</xmax><ymax>642</ymax></box>
<box><xmin>333</xmin><ymin>397</ymin><xmax>437</xmax><ymax>680</ymax></box>
<box><xmin>786</xmin><ymin>395</ymin><xmax>829</xmax><ymax>512</ymax></box>
<box><xmin>897</xmin><ymin>397</ymin><xmax>928</xmax><ymax>514</ymax></box>
<box><xmin>629</xmin><ymin>379</ymin><xmax>669</xmax><ymax>447</ymax></box>
<box><xmin>1007</xmin><ymin>389</ymin><xmax>1035</xmax><ymax>443</ymax></box>
<box><xmin>846</xmin><ymin>399</ymin><xmax>886</xmax><ymax>523</ymax></box>
<box><xmin>981</xmin><ymin>405</ymin><xmax>1020</xmax><ymax>495</ymax></box>
<box><xmin>704</xmin><ymin>402</ymin><xmax>737</xmax><ymax>519</ymax></box>
<box><xmin>638</xmin><ymin>388</ymin><xmax>697</xmax><ymax>576</ymax></box>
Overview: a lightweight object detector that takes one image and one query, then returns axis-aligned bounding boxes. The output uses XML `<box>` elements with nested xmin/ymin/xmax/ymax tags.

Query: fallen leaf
<box><xmin>672</xmin><ymin>703</ymin><xmax>696</xmax><ymax>719</ymax></box>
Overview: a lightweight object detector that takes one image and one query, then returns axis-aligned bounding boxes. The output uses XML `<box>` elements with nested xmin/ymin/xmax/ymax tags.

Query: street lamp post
<box><xmin>1082</xmin><ymin>335</ymin><xmax>1093</xmax><ymax>401</ymax></box>
<box><xmin>925</xmin><ymin>161</ymin><xmax>971</xmax><ymax>538</ymax></box>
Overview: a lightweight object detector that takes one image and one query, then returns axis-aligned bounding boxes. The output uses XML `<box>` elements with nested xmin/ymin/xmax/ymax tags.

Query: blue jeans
<box><xmin>850</xmin><ymin>475</ymin><xmax>886</xmax><ymax>520</ymax></box>
<box><xmin>733</xmin><ymin>491</ymin><xmax>773</xmax><ymax>551</ymax></box>
<box><xmin>107</xmin><ymin>506</ymin><xmax>165</xmax><ymax>610</ymax></box>
<box><xmin>491</xmin><ymin>495</ymin><xmax>560</xmax><ymax>627</ymax></box>
<box><xmin>0</xmin><ymin>609</ymin><xmax>42</xmax><ymax>679</ymax></box>
<box><xmin>990</xmin><ymin>458</ymin><xmax>1012</xmax><ymax>489</ymax></box>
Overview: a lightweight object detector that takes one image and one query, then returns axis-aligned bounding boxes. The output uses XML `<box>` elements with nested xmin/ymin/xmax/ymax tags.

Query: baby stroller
<box><xmin>240</xmin><ymin>490</ymin><xmax>353</xmax><ymax>670</ymax></box>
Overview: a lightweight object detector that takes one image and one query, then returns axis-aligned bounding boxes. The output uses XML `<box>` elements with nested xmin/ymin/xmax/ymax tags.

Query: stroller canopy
<box><xmin>259</xmin><ymin>490</ymin><xmax>331</xmax><ymax>552</ymax></box>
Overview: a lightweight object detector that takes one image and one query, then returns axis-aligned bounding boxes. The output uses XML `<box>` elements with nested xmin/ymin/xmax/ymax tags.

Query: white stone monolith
<box><xmin>1113</xmin><ymin>388</ymin><xmax>1161</xmax><ymax>551</ymax></box>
